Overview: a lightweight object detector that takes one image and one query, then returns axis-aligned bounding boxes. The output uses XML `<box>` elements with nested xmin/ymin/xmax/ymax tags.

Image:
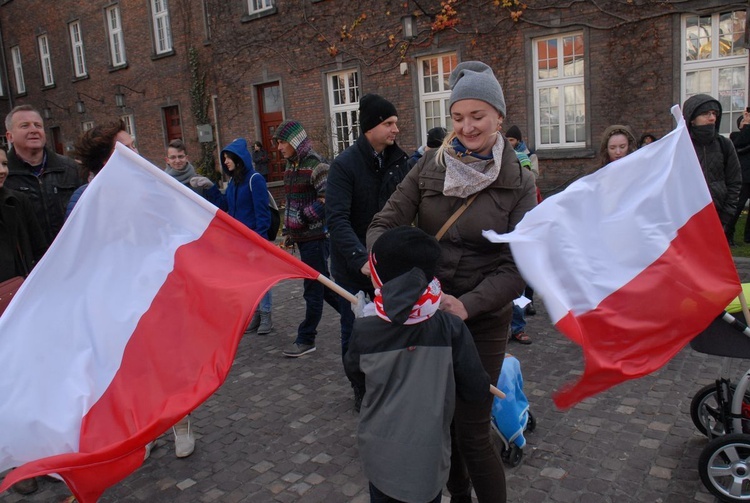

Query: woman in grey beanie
<box><xmin>367</xmin><ymin>60</ymin><xmax>537</xmax><ymax>503</ymax></box>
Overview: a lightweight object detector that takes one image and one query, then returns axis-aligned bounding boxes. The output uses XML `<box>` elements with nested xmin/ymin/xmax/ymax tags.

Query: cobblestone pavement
<box><xmin>5</xmin><ymin>260</ymin><xmax>750</xmax><ymax>502</ymax></box>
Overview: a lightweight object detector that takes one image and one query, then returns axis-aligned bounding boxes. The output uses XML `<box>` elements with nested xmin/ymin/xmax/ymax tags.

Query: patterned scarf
<box><xmin>443</xmin><ymin>134</ymin><xmax>504</xmax><ymax>198</ymax></box>
<box><xmin>369</xmin><ymin>253</ymin><xmax>443</xmax><ymax>325</ymax></box>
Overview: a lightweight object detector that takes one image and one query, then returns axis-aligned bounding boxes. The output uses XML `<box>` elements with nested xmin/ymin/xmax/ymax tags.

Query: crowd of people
<box><xmin>1</xmin><ymin>59</ymin><xmax>748</xmax><ymax>502</ymax></box>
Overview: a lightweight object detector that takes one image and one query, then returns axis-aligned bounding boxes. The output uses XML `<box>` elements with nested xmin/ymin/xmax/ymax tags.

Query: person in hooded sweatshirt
<box><xmin>682</xmin><ymin>94</ymin><xmax>741</xmax><ymax>245</ymax></box>
<box><xmin>191</xmin><ymin>138</ymin><xmax>273</xmax><ymax>333</ymax></box>
<box><xmin>344</xmin><ymin>226</ymin><xmax>490</xmax><ymax>503</ymax></box>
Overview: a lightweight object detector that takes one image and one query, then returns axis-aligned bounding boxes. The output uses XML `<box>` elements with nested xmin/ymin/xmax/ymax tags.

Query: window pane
<box><xmin>685</xmin><ymin>14</ymin><xmax>712</xmax><ymax>61</ymax></box>
<box><xmin>719</xmin><ymin>11</ymin><xmax>747</xmax><ymax>58</ymax></box>
<box><xmin>537</xmin><ymin>39</ymin><xmax>557</xmax><ymax>79</ymax></box>
<box><xmin>685</xmin><ymin>69</ymin><xmax>712</xmax><ymax>96</ymax></box>
<box><xmin>348</xmin><ymin>72</ymin><xmax>359</xmax><ymax>103</ymax></box>
<box><xmin>563</xmin><ymin>34</ymin><xmax>584</xmax><ymax>77</ymax></box>
<box><xmin>262</xmin><ymin>85</ymin><xmax>281</xmax><ymax>113</ymax></box>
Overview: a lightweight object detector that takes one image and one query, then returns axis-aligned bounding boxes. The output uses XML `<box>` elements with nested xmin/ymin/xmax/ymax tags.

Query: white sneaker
<box><xmin>144</xmin><ymin>441</ymin><xmax>155</xmax><ymax>461</ymax></box>
<box><xmin>173</xmin><ymin>417</ymin><xmax>195</xmax><ymax>458</ymax></box>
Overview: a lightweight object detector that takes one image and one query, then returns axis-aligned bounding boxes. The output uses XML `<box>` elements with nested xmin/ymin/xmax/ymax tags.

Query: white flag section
<box><xmin>486</xmin><ymin>106</ymin><xmax>740</xmax><ymax>408</ymax></box>
<box><xmin>0</xmin><ymin>144</ymin><xmax>319</xmax><ymax>502</ymax></box>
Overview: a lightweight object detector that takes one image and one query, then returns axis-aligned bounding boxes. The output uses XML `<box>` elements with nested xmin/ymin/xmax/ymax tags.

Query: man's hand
<box><xmin>440</xmin><ymin>294</ymin><xmax>468</xmax><ymax>321</ymax></box>
<box><xmin>190</xmin><ymin>176</ymin><xmax>214</xmax><ymax>189</ymax></box>
<box><xmin>360</xmin><ymin>261</ymin><xmax>371</xmax><ymax>277</ymax></box>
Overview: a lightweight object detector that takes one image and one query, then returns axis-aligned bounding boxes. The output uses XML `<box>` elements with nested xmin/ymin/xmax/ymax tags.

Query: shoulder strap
<box><xmin>435</xmin><ymin>193</ymin><xmax>479</xmax><ymax>241</ymax></box>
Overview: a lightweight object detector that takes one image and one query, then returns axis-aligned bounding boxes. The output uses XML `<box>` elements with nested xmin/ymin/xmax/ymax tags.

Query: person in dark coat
<box><xmin>4</xmin><ymin>105</ymin><xmax>80</xmax><ymax>245</ymax></box>
<box><xmin>326</xmin><ymin>93</ymin><xmax>410</xmax><ymax>410</ymax></box>
<box><xmin>252</xmin><ymin>141</ymin><xmax>270</xmax><ymax>180</ymax></box>
<box><xmin>682</xmin><ymin>94</ymin><xmax>742</xmax><ymax>245</ymax></box>
<box><xmin>0</xmin><ymin>147</ymin><xmax>47</xmax><ymax>283</ymax></box>
<box><xmin>728</xmin><ymin>111</ymin><xmax>750</xmax><ymax>244</ymax></box>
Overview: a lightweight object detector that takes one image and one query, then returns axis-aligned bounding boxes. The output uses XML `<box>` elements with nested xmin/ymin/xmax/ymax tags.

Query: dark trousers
<box><xmin>295</xmin><ymin>238</ymin><xmax>341</xmax><ymax>346</ymax></box>
<box><xmin>447</xmin><ymin>311</ymin><xmax>508</xmax><ymax>503</ymax></box>
<box><xmin>337</xmin><ymin>283</ymin><xmax>374</xmax><ymax>357</ymax></box>
<box><xmin>369</xmin><ymin>483</ymin><xmax>441</xmax><ymax>503</ymax></box>
<box><xmin>728</xmin><ymin>182</ymin><xmax>750</xmax><ymax>243</ymax></box>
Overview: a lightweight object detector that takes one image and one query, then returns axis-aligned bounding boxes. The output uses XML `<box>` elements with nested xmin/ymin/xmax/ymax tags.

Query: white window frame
<box><xmin>69</xmin><ymin>21</ymin><xmax>87</xmax><ymax>78</ymax></box>
<box><xmin>247</xmin><ymin>0</ymin><xmax>273</xmax><ymax>15</ymax></box>
<box><xmin>417</xmin><ymin>53</ymin><xmax>457</xmax><ymax>145</ymax></box>
<box><xmin>151</xmin><ymin>0</ymin><xmax>173</xmax><ymax>55</ymax></box>
<box><xmin>121</xmin><ymin>114</ymin><xmax>136</xmax><ymax>142</ymax></box>
<box><xmin>106</xmin><ymin>5</ymin><xmax>126</xmax><ymax>67</ymax></box>
<box><xmin>37</xmin><ymin>35</ymin><xmax>54</xmax><ymax>87</ymax></box>
<box><xmin>682</xmin><ymin>10</ymin><xmax>748</xmax><ymax>135</ymax></box>
<box><xmin>82</xmin><ymin>121</ymin><xmax>94</xmax><ymax>132</ymax></box>
<box><xmin>11</xmin><ymin>46</ymin><xmax>25</xmax><ymax>94</ymax></box>
<box><xmin>327</xmin><ymin>69</ymin><xmax>360</xmax><ymax>156</ymax></box>
<box><xmin>532</xmin><ymin>32</ymin><xmax>586</xmax><ymax>149</ymax></box>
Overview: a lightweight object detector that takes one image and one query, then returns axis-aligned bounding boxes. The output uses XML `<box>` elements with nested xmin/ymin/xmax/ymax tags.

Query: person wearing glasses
<box><xmin>165</xmin><ymin>139</ymin><xmax>205</xmax><ymax>196</ymax></box>
<box><xmin>682</xmin><ymin>94</ymin><xmax>741</xmax><ymax>246</ymax></box>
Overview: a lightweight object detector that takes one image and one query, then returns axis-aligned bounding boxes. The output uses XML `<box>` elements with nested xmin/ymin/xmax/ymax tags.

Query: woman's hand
<box><xmin>440</xmin><ymin>294</ymin><xmax>468</xmax><ymax>320</ymax></box>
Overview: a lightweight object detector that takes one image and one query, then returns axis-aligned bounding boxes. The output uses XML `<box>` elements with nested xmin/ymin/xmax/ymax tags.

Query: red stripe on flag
<box><xmin>0</xmin><ymin>211</ymin><xmax>319</xmax><ymax>502</ymax></box>
<box><xmin>553</xmin><ymin>203</ymin><xmax>740</xmax><ymax>409</ymax></box>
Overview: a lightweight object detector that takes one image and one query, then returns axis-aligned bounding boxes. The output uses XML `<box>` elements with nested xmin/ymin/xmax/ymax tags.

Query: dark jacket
<box><xmin>252</xmin><ymin>148</ymin><xmax>269</xmax><ymax>177</ymax></box>
<box><xmin>327</xmin><ymin>135</ymin><xmax>409</xmax><ymax>291</ymax></box>
<box><xmin>4</xmin><ymin>147</ymin><xmax>80</xmax><ymax>243</ymax></box>
<box><xmin>0</xmin><ymin>187</ymin><xmax>48</xmax><ymax>282</ymax></box>
<box><xmin>731</xmin><ymin>123</ymin><xmax>750</xmax><ymax>183</ymax></box>
<box><xmin>367</xmin><ymin>142</ymin><xmax>537</xmax><ymax>321</ymax></box>
<box><xmin>206</xmin><ymin>138</ymin><xmax>270</xmax><ymax>238</ymax></box>
<box><xmin>683</xmin><ymin>94</ymin><xmax>742</xmax><ymax>225</ymax></box>
<box><xmin>343</xmin><ymin>268</ymin><xmax>490</xmax><ymax>503</ymax></box>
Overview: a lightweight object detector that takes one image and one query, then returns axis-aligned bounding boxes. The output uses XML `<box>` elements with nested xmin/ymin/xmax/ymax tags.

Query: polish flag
<box><xmin>0</xmin><ymin>144</ymin><xmax>320</xmax><ymax>502</ymax></box>
<box><xmin>485</xmin><ymin>106</ymin><xmax>740</xmax><ymax>409</ymax></box>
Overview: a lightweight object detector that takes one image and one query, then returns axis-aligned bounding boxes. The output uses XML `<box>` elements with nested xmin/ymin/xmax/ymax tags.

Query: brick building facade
<box><xmin>0</xmin><ymin>0</ymin><xmax>747</xmax><ymax>196</ymax></box>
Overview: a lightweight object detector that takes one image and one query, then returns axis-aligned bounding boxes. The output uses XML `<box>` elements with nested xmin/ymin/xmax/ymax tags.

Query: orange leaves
<box><xmin>431</xmin><ymin>0</ymin><xmax>459</xmax><ymax>32</ymax></box>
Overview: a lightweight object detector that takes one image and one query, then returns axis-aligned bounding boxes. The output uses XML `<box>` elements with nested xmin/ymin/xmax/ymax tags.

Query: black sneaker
<box><xmin>282</xmin><ymin>343</ymin><xmax>316</xmax><ymax>358</ymax></box>
<box><xmin>525</xmin><ymin>303</ymin><xmax>537</xmax><ymax>316</ymax></box>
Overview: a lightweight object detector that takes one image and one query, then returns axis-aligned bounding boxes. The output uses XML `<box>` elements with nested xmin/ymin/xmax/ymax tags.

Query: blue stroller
<box><xmin>490</xmin><ymin>354</ymin><xmax>535</xmax><ymax>466</ymax></box>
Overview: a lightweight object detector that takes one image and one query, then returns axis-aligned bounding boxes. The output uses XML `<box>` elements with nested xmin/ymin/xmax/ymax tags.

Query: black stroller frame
<box><xmin>690</xmin><ymin>311</ymin><xmax>750</xmax><ymax>502</ymax></box>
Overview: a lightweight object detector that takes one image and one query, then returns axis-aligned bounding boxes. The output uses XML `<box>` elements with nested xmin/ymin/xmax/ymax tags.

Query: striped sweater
<box><xmin>283</xmin><ymin>151</ymin><xmax>329</xmax><ymax>243</ymax></box>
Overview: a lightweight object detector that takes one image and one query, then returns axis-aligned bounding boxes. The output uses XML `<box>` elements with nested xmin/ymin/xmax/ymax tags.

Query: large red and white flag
<box><xmin>485</xmin><ymin>106</ymin><xmax>740</xmax><ymax>409</ymax></box>
<box><xmin>0</xmin><ymin>144</ymin><xmax>320</xmax><ymax>501</ymax></box>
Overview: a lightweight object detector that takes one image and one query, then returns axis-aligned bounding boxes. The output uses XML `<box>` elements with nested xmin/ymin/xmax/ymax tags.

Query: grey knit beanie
<box><xmin>448</xmin><ymin>61</ymin><xmax>506</xmax><ymax>117</ymax></box>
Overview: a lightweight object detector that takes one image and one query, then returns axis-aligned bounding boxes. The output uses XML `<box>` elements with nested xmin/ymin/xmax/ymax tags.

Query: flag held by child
<box><xmin>0</xmin><ymin>144</ymin><xmax>320</xmax><ymax>501</ymax></box>
<box><xmin>485</xmin><ymin>106</ymin><xmax>740</xmax><ymax>409</ymax></box>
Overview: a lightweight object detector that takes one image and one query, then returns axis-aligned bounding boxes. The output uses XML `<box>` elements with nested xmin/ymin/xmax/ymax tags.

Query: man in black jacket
<box><xmin>4</xmin><ymin>105</ymin><xmax>80</xmax><ymax>244</ymax></box>
<box><xmin>682</xmin><ymin>94</ymin><xmax>741</xmax><ymax>245</ymax></box>
<box><xmin>728</xmin><ymin>111</ymin><xmax>750</xmax><ymax>244</ymax></box>
<box><xmin>326</xmin><ymin>93</ymin><xmax>409</xmax><ymax>410</ymax></box>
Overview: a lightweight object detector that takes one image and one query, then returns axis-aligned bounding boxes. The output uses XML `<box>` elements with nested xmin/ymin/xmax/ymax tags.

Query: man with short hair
<box><xmin>682</xmin><ymin>94</ymin><xmax>741</xmax><ymax>245</ymax></box>
<box><xmin>326</xmin><ymin>93</ymin><xmax>410</xmax><ymax>410</ymax></box>
<box><xmin>165</xmin><ymin>139</ymin><xmax>203</xmax><ymax>195</ymax></box>
<box><xmin>273</xmin><ymin>120</ymin><xmax>341</xmax><ymax>358</ymax></box>
<box><xmin>4</xmin><ymin>105</ymin><xmax>80</xmax><ymax>244</ymax></box>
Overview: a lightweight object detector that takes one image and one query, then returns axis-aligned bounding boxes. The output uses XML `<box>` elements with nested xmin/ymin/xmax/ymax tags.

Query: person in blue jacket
<box><xmin>191</xmin><ymin>138</ymin><xmax>273</xmax><ymax>334</ymax></box>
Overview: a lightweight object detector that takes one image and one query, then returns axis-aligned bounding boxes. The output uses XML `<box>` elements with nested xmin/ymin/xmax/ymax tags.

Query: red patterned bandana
<box><xmin>369</xmin><ymin>252</ymin><xmax>442</xmax><ymax>325</ymax></box>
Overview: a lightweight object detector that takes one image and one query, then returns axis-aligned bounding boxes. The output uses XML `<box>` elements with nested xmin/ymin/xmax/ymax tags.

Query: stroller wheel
<box><xmin>691</xmin><ymin>383</ymin><xmax>750</xmax><ymax>437</ymax></box>
<box><xmin>501</xmin><ymin>444</ymin><xmax>524</xmax><ymax>467</ymax></box>
<box><xmin>526</xmin><ymin>411</ymin><xmax>536</xmax><ymax>433</ymax></box>
<box><xmin>699</xmin><ymin>433</ymin><xmax>750</xmax><ymax>502</ymax></box>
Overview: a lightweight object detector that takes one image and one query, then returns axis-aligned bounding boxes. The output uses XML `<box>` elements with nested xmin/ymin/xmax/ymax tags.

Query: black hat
<box><xmin>359</xmin><ymin>94</ymin><xmax>398</xmax><ymax>134</ymax></box>
<box><xmin>505</xmin><ymin>125</ymin><xmax>522</xmax><ymax>142</ymax></box>
<box><xmin>693</xmin><ymin>101</ymin><xmax>721</xmax><ymax>120</ymax></box>
<box><xmin>426</xmin><ymin>127</ymin><xmax>447</xmax><ymax>148</ymax></box>
<box><xmin>370</xmin><ymin>226</ymin><xmax>441</xmax><ymax>284</ymax></box>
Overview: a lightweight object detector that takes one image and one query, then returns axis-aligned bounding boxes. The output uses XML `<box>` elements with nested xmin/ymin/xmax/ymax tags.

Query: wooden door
<box><xmin>257</xmin><ymin>82</ymin><xmax>283</xmax><ymax>182</ymax></box>
<box><xmin>163</xmin><ymin>106</ymin><xmax>182</xmax><ymax>142</ymax></box>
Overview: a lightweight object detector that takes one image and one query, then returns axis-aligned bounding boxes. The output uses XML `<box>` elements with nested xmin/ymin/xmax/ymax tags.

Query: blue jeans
<box><xmin>369</xmin><ymin>482</ymin><xmax>441</xmax><ymax>503</ymax></box>
<box><xmin>259</xmin><ymin>291</ymin><xmax>272</xmax><ymax>312</ymax></box>
<box><xmin>296</xmin><ymin>238</ymin><xmax>341</xmax><ymax>346</ymax></box>
<box><xmin>511</xmin><ymin>304</ymin><xmax>526</xmax><ymax>335</ymax></box>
